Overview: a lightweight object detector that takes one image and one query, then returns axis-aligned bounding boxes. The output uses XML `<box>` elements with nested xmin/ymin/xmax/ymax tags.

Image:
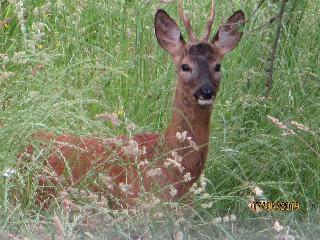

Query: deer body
<box><xmin>33</xmin><ymin>1</ymin><xmax>245</xmax><ymax>208</ymax></box>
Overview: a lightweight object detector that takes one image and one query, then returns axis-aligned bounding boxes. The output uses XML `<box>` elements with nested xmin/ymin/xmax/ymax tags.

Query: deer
<box><xmin>27</xmin><ymin>0</ymin><xmax>246</xmax><ymax>209</ymax></box>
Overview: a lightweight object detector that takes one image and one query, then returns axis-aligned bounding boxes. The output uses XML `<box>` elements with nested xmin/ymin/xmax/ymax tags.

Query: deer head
<box><xmin>155</xmin><ymin>0</ymin><xmax>245</xmax><ymax>106</ymax></box>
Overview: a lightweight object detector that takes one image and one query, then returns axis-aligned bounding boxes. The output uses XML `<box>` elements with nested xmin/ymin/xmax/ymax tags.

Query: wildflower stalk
<box><xmin>15</xmin><ymin>0</ymin><xmax>28</xmax><ymax>46</ymax></box>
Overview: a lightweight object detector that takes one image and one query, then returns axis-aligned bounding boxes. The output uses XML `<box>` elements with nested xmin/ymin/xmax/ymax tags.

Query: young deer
<box><xmin>32</xmin><ymin>0</ymin><xmax>245</xmax><ymax>208</ymax></box>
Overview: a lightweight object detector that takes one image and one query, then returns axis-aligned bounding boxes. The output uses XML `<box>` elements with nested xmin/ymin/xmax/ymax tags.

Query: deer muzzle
<box><xmin>193</xmin><ymin>83</ymin><xmax>215</xmax><ymax>106</ymax></box>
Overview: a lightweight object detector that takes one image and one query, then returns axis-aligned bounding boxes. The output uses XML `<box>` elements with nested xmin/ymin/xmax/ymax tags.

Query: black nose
<box><xmin>195</xmin><ymin>84</ymin><xmax>215</xmax><ymax>100</ymax></box>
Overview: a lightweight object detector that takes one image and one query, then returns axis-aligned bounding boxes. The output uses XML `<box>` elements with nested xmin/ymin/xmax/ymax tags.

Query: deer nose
<box><xmin>194</xmin><ymin>84</ymin><xmax>215</xmax><ymax>100</ymax></box>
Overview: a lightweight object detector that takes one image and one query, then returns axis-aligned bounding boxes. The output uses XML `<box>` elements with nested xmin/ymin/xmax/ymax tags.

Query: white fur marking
<box><xmin>198</xmin><ymin>99</ymin><xmax>213</xmax><ymax>105</ymax></box>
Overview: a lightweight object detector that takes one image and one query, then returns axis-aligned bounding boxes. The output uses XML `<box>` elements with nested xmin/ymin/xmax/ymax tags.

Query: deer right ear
<box><xmin>155</xmin><ymin>10</ymin><xmax>185</xmax><ymax>58</ymax></box>
<box><xmin>212</xmin><ymin>10</ymin><xmax>245</xmax><ymax>55</ymax></box>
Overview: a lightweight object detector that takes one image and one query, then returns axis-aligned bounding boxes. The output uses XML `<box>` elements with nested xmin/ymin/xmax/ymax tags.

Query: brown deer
<box><xmin>30</xmin><ymin>0</ymin><xmax>245</xmax><ymax>209</ymax></box>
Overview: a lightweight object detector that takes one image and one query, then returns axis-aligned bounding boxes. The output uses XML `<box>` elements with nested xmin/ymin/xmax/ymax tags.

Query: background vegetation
<box><xmin>0</xmin><ymin>0</ymin><xmax>319</xmax><ymax>239</ymax></box>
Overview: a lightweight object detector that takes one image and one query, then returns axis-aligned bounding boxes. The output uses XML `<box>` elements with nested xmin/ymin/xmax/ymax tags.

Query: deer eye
<box><xmin>214</xmin><ymin>64</ymin><xmax>221</xmax><ymax>72</ymax></box>
<box><xmin>181</xmin><ymin>64</ymin><xmax>192</xmax><ymax>72</ymax></box>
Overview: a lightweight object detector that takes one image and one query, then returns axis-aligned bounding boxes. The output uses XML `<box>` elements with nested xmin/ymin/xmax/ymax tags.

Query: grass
<box><xmin>0</xmin><ymin>0</ymin><xmax>319</xmax><ymax>239</ymax></box>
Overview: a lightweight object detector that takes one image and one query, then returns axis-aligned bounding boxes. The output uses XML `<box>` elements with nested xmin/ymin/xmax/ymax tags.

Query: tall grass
<box><xmin>0</xmin><ymin>0</ymin><xmax>319</xmax><ymax>239</ymax></box>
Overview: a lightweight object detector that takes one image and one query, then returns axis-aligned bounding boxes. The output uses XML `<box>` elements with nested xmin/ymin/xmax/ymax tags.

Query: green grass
<box><xmin>0</xmin><ymin>0</ymin><xmax>319</xmax><ymax>239</ymax></box>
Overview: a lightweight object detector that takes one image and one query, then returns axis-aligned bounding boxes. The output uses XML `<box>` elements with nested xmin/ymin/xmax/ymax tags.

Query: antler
<box><xmin>178</xmin><ymin>0</ymin><xmax>197</xmax><ymax>42</ymax></box>
<box><xmin>201</xmin><ymin>0</ymin><xmax>215</xmax><ymax>41</ymax></box>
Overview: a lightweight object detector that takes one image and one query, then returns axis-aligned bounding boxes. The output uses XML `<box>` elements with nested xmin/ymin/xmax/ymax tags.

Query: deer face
<box><xmin>178</xmin><ymin>42</ymin><xmax>221</xmax><ymax>106</ymax></box>
<box><xmin>155</xmin><ymin>5</ymin><xmax>245</xmax><ymax>106</ymax></box>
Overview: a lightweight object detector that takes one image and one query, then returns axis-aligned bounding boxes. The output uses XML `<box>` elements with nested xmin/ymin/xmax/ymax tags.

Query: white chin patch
<box><xmin>197</xmin><ymin>99</ymin><xmax>213</xmax><ymax>106</ymax></box>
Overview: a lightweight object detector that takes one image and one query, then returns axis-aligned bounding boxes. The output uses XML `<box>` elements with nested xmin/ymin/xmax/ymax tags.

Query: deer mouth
<box><xmin>197</xmin><ymin>96</ymin><xmax>213</xmax><ymax>106</ymax></box>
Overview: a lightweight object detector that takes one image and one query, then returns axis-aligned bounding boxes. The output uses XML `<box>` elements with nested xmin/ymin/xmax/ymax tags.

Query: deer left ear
<box><xmin>155</xmin><ymin>9</ymin><xmax>185</xmax><ymax>58</ymax></box>
<box><xmin>212</xmin><ymin>10</ymin><xmax>245</xmax><ymax>55</ymax></box>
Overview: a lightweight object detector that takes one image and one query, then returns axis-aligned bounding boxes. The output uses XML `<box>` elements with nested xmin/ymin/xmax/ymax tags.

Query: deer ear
<box><xmin>155</xmin><ymin>10</ymin><xmax>185</xmax><ymax>57</ymax></box>
<box><xmin>212</xmin><ymin>10</ymin><xmax>245</xmax><ymax>55</ymax></box>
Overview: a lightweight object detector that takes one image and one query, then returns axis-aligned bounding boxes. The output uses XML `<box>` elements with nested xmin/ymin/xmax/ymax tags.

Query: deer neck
<box><xmin>165</xmin><ymin>85</ymin><xmax>213</xmax><ymax>145</ymax></box>
<box><xmin>162</xmin><ymin>84</ymin><xmax>213</xmax><ymax>184</ymax></box>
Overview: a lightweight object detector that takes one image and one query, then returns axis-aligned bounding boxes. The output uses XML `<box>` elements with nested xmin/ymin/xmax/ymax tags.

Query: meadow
<box><xmin>0</xmin><ymin>0</ymin><xmax>319</xmax><ymax>239</ymax></box>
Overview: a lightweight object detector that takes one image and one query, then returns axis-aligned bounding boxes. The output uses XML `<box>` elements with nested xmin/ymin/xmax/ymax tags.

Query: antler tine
<box><xmin>178</xmin><ymin>0</ymin><xmax>197</xmax><ymax>42</ymax></box>
<box><xmin>201</xmin><ymin>0</ymin><xmax>215</xmax><ymax>42</ymax></box>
